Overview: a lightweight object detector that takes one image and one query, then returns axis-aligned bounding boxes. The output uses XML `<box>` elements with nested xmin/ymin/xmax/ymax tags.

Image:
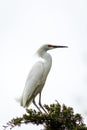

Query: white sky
<box><xmin>0</xmin><ymin>0</ymin><xmax>87</xmax><ymax>129</ymax></box>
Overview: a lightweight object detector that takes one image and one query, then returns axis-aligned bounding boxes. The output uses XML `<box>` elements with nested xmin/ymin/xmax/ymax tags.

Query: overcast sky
<box><xmin>0</xmin><ymin>0</ymin><xmax>87</xmax><ymax>129</ymax></box>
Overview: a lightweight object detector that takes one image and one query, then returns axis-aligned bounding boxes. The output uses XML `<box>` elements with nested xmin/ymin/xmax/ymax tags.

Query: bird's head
<box><xmin>37</xmin><ymin>44</ymin><xmax>68</xmax><ymax>56</ymax></box>
<box><xmin>40</xmin><ymin>44</ymin><xmax>68</xmax><ymax>50</ymax></box>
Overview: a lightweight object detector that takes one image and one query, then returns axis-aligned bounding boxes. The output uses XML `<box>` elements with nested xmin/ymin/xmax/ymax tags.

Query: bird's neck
<box><xmin>38</xmin><ymin>50</ymin><xmax>51</xmax><ymax>61</ymax></box>
<box><xmin>37</xmin><ymin>49</ymin><xmax>52</xmax><ymax>66</ymax></box>
<box><xmin>41</xmin><ymin>52</ymin><xmax>52</xmax><ymax>69</ymax></box>
<box><xmin>43</xmin><ymin>52</ymin><xmax>52</xmax><ymax>61</ymax></box>
<box><xmin>36</xmin><ymin>51</ymin><xmax>52</xmax><ymax>76</ymax></box>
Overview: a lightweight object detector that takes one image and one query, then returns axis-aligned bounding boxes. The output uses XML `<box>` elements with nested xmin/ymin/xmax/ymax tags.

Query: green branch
<box><xmin>3</xmin><ymin>102</ymin><xmax>87</xmax><ymax>130</ymax></box>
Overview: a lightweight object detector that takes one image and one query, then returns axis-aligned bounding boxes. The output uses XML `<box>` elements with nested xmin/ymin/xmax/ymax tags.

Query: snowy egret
<box><xmin>19</xmin><ymin>44</ymin><xmax>68</xmax><ymax>112</ymax></box>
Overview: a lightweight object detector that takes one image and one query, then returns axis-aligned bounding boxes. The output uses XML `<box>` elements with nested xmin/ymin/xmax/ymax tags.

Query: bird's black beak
<box><xmin>53</xmin><ymin>45</ymin><xmax>68</xmax><ymax>48</ymax></box>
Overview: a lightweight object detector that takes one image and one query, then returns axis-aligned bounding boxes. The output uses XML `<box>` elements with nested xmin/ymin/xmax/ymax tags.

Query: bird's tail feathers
<box><xmin>15</xmin><ymin>96</ymin><xmax>22</xmax><ymax>103</ymax></box>
<box><xmin>15</xmin><ymin>96</ymin><xmax>32</xmax><ymax>108</ymax></box>
<box><xmin>15</xmin><ymin>96</ymin><xmax>26</xmax><ymax>108</ymax></box>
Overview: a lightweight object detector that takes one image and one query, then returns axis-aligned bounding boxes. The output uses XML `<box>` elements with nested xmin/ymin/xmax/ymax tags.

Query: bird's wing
<box><xmin>21</xmin><ymin>61</ymin><xmax>45</xmax><ymax>107</ymax></box>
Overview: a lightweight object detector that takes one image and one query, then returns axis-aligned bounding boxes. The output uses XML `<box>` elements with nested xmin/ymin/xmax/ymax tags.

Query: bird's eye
<box><xmin>48</xmin><ymin>44</ymin><xmax>53</xmax><ymax>48</ymax></box>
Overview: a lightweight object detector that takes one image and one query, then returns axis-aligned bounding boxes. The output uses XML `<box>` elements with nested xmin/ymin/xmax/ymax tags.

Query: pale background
<box><xmin>0</xmin><ymin>0</ymin><xmax>87</xmax><ymax>130</ymax></box>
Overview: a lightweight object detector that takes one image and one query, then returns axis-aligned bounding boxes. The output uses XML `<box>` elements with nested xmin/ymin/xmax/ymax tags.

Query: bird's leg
<box><xmin>33</xmin><ymin>98</ymin><xmax>42</xmax><ymax>113</ymax></box>
<box><xmin>39</xmin><ymin>93</ymin><xmax>47</xmax><ymax>113</ymax></box>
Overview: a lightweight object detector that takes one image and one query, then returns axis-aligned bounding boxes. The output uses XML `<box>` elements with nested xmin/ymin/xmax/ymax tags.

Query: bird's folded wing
<box><xmin>21</xmin><ymin>61</ymin><xmax>44</xmax><ymax>107</ymax></box>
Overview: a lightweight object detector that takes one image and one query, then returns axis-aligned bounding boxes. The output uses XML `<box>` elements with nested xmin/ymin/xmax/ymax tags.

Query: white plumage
<box><xmin>19</xmin><ymin>44</ymin><xmax>68</xmax><ymax>112</ymax></box>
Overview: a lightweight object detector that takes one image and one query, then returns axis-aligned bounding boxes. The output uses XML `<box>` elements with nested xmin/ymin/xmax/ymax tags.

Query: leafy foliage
<box><xmin>3</xmin><ymin>102</ymin><xmax>87</xmax><ymax>130</ymax></box>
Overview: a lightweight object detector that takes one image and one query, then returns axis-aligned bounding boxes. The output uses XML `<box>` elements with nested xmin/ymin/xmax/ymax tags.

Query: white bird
<box><xmin>19</xmin><ymin>44</ymin><xmax>68</xmax><ymax>112</ymax></box>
